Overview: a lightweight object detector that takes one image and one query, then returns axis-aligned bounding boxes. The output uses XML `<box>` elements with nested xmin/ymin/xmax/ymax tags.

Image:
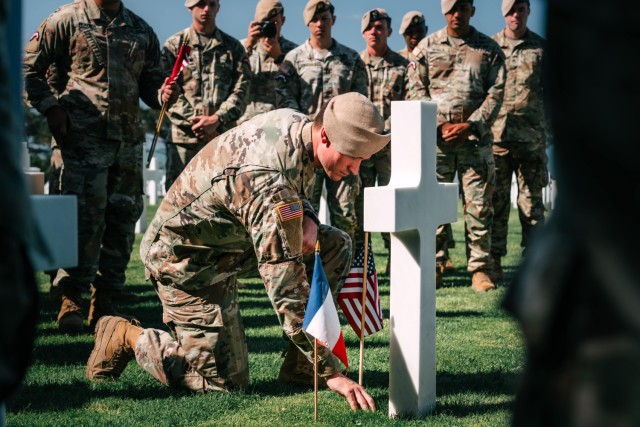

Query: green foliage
<box><xmin>7</xmin><ymin>204</ymin><xmax>531</xmax><ymax>426</ymax></box>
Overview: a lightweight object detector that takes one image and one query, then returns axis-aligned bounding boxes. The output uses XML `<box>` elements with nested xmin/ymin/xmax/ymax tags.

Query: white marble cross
<box><xmin>364</xmin><ymin>100</ymin><xmax>458</xmax><ymax>417</ymax></box>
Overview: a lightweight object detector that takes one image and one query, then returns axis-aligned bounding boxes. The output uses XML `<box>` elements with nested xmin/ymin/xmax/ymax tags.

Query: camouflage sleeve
<box><xmin>213</xmin><ymin>41</ymin><xmax>251</xmax><ymax>124</ymax></box>
<box><xmin>275</xmin><ymin>55</ymin><xmax>302</xmax><ymax>110</ymax></box>
<box><xmin>246</xmin><ymin>185</ymin><xmax>341</xmax><ymax>377</ymax></box>
<box><xmin>163</xmin><ymin>35</ymin><xmax>196</xmax><ymax>130</ymax></box>
<box><xmin>138</xmin><ymin>28</ymin><xmax>164</xmax><ymax>110</ymax></box>
<box><xmin>467</xmin><ymin>48</ymin><xmax>506</xmax><ymax>139</ymax></box>
<box><xmin>351</xmin><ymin>55</ymin><xmax>369</xmax><ymax>96</ymax></box>
<box><xmin>301</xmin><ymin>199</ymin><xmax>320</xmax><ymax>226</ymax></box>
<box><xmin>23</xmin><ymin>15</ymin><xmax>67</xmax><ymax>114</ymax></box>
<box><xmin>404</xmin><ymin>60</ymin><xmax>429</xmax><ymax>101</ymax></box>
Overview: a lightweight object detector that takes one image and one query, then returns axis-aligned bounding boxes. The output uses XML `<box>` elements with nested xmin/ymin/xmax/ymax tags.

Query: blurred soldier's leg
<box><xmin>435</xmin><ymin>148</ymin><xmax>458</xmax><ymax>286</ymax></box>
<box><xmin>515</xmin><ymin>147</ymin><xmax>548</xmax><ymax>256</ymax></box>
<box><xmin>491</xmin><ymin>151</ymin><xmax>514</xmax><ymax>280</ymax></box>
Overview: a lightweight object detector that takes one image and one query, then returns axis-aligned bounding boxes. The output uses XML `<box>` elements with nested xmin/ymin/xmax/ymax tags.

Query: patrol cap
<box><xmin>361</xmin><ymin>8</ymin><xmax>390</xmax><ymax>33</ymax></box>
<box><xmin>255</xmin><ymin>0</ymin><xmax>283</xmax><ymax>21</ymax></box>
<box><xmin>502</xmin><ymin>0</ymin><xmax>529</xmax><ymax>16</ymax></box>
<box><xmin>441</xmin><ymin>0</ymin><xmax>473</xmax><ymax>15</ymax></box>
<box><xmin>323</xmin><ymin>93</ymin><xmax>390</xmax><ymax>159</ymax></box>
<box><xmin>185</xmin><ymin>0</ymin><xmax>200</xmax><ymax>8</ymax></box>
<box><xmin>399</xmin><ymin>11</ymin><xmax>425</xmax><ymax>35</ymax></box>
<box><xmin>303</xmin><ymin>0</ymin><xmax>332</xmax><ymax>26</ymax></box>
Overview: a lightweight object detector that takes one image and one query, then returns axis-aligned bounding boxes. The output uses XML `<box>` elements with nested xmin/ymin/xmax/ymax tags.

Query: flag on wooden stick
<box><xmin>303</xmin><ymin>243</ymin><xmax>349</xmax><ymax>371</ymax></box>
<box><xmin>338</xmin><ymin>237</ymin><xmax>384</xmax><ymax>337</ymax></box>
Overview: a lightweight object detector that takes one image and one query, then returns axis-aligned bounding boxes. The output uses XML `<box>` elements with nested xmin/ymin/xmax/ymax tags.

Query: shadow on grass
<box><xmin>438</xmin><ymin>370</ymin><xmax>519</xmax><ymax>397</ymax></box>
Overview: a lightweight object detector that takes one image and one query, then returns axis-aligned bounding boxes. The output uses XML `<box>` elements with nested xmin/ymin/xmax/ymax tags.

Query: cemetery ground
<box><xmin>7</xmin><ymin>203</ymin><xmax>530</xmax><ymax>426</ymax></box>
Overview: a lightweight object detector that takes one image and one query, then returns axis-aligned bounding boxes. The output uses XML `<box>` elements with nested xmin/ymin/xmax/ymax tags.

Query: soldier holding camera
<box><xmin>162</xmin><ymin>0</ymin><xmax>251</xmax><ymax>190</ymax></box>
<box><xmin>237</xmin><ymin>0</ymin><xmax>297</xmax><ymax>124</ymax></box>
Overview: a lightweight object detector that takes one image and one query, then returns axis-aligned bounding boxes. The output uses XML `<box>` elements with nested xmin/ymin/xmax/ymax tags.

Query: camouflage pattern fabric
<box><xmin>490</xmin><ymin>30</ymin><xmax>548</xmax><ymax>258</ymax></box>
<box><xmin>415</xmin><ymin>26</ymin><xmax>505</xmax><ymax>273</ymax></box>
<box><xmin>23</xmin><ymin>0</ymin><xmax>165</xmax><ymax>292</ymax></box>
<box><xmin>354</xmin><ymin>48</ymin><xmax>426</xmax><ymax>249</ymax></box>
<box><xmin>237</xmin><ymin>35</ymin><xmax>298</xmax><ymax>124</ymax></box>
<box><xmin>163</xmin><ymin>26</ymin><xmax>251</xmax><ymax>190</ymax></box>
<box><xmin>275</xmin><ymin>38</ymin><xmax>368</xmax><ymax>243</ymax></box>
<box><xmin>398</xmin><ymin>46</ymin><xmax>430</xmax><ymax>92</ymax></box>
<box><xmin>139</xmin><ymin>110</ymin><xmax>352</xmax><ymax>390</ymax></box>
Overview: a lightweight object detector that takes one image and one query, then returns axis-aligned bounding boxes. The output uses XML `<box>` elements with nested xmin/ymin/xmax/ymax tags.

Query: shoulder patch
<box><xmin>277</xmin><ymin>202</ymin><xmax>303</xmax><ymax>222</ymax></box>
<box><xmin>25</xmin><ymin>19</ymin><xmax>47</xmax><ymax>53</ymax></box>
<box><xmin>412</xmin><ymin>46</ymin><xmax>421</xmax><ymax>57</ymax></box>
<box><xmin>408</xmin><ymin>61</ymin><xmax>417</xmax><ymax>70</ymax></box>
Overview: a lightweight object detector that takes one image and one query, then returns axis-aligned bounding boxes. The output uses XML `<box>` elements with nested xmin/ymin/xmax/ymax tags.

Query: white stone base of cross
<box><xmin>364</xmin><ymin>100</ymin><xmax>458</xmax><ymax>418</ymax></box>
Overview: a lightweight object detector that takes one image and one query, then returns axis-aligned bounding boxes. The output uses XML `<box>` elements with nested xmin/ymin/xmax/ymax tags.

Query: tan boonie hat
<box><xmin>399</xmin><ymin>11</ymin><xmax>425</xmax><ymax>35</ymax></box>
<box><xmin>255</xmin><ymin>0</ymin><xmax>283</xmax><ymax>21</ymax></box>
<box><xmin>502</xmin><ymin>0</ymin><xmax>529</xmax><ymax>16</ymax></box>
<box><xmin>185</xmin><ymin>0</ymin><xmax>200</xmax><ymax>8</ymax></box>
<box><xmin>303</xmin><ymin>0</ymin><xmax>331</xmax><ymax>26</ymax></box>
<box><xmin>361</xmin><ymin>8</ymin><xmax>390</xmax><ymax>33</ymax></box>
<box><xmin>441</xmin><ymin>0</ymin><xmax>472</xmax><ymax>15</ymax></box>
<box><xmin>323</xmin><ymin>93</ymin><xmax>390</xmax><ymax>159</ymax></box>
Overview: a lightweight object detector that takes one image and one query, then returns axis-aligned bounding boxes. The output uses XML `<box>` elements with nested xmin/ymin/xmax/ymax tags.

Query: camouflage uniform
<box><xmin>415</xmin><ymin>27</ymin><xmax>505</xmax><ymax>273</ymax></box>
<box><xmin>138</xmin><ymin>109</ymin><xmax>351</xmax><ymax>392</ymax></box>
<box><xmin>163</xmin><ymin>27</ymin><xmax>251</xmax><ymax>190</ymax></box>
<box><xmin>236</xmin><ymin>35</ymin><xmax>298</xmax><ymax>124</ymax></box>
<box><xmin>398</xmin><ymin>46</ymin><xmax>429</xmax><ymax>90</ymax></box>
<box><xmin>490</xmin><ymin>29</ymin><xmax>548</xmax><ymax>260</ymax></box>
<box><xmin>354</xmin><ymin>49</ymin><xmax>427</xmax><ymax>250</ymax></box>
<box><xmin>23</xmin><ymin>0</ymin><xmax>165</xmax><ymax>293</ymax></box>
<box><xmin>276</xmin><ymin>39</ymin><xmax>368</xmax><ymax>243</ymax></box>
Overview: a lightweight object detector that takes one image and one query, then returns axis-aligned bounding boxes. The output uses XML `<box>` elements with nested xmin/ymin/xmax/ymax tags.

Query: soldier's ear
<box><xmin>320</xmin><ymin>128</ymin><xmax>331</xmax><ymax>146</ymax></box>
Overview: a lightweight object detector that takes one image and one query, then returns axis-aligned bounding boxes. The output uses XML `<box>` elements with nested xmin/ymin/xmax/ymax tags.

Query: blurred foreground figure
<box><xmin>504</xmin><ymin>1</ymin><xmax>640</xmax><ymax>425</ymax></box>
<box><xmin>0</xmin><ymin>0</ymin><xmax>38</xmax><ymax>406</ymax></box>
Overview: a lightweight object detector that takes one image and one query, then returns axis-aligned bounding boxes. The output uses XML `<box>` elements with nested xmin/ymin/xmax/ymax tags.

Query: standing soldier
<box><xmin>23</xmin><ymin>0</ymin><xmax>178</xmax><ymax>332</ymax></box>
<box><xmin>237</xmin><ymin>0</ymin><xmax>297</xmax><ymax>125</ymax></box>
<box><xmin>397</xmin><ymin>11</ymin><xmax>427</xmax><ymax>62</ymax></box>
<box><xmin>86</xmin><ymin>93</ymin><xmax>386</xmax><ymax>412</ymax></box>
<box><xmin>163</xmin><ymin>0</ymin><xmax>251</xmax><ymax>191</ymax></box>
<box><xmin>414</xmin><ymin>0</ymin><xmax>505</xmax><ymax>291</ymax></box>
<box><xmin>356</xmin><ymin>8</ymin><xmax>426</xmax><ymax>271</ymax></box>
<box><xmin>276</xmin><ymin>0</ymin><xmax>368</xmax><ymax>245</ymax></box>
<box><xmin>490</xmin><ymin>0</ymin><xmax>548</xmax><ymax>280</ymax></box>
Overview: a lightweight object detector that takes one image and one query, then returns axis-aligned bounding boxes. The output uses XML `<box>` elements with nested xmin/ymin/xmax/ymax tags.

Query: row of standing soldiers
<box><xmin>23</xmin><ymin>0</ymin><xmax>547</xmax><ymax>334</ymax></box>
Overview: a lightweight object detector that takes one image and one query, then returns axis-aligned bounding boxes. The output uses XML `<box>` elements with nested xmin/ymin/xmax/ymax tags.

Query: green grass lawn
<box><xmin>6</xmin><ymin>202</ymin><xmax>538</xmax><ymax>426</ymax></box>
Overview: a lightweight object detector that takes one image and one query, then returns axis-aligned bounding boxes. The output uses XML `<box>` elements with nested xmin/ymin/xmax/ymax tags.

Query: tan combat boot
<box><xmin>277</xmin><ymin>342</ymin><xmax>327</xmax><ymax>388</ymax></box>
<box><xmin>57</xmin><ymin>287</ymin><xmax>85</xmax><ymax>333</ymax></box>
<box><xmin>86</xmin><ymin>316</ymin><xmax>143</xmax><ymax>380</ymax></box>
<box><xmin>88</xmin><ymin>288</ymin><xmax>139</xmax><ymax>331</ymax></box>
<box><xmin>444</xmin><ymin>257</ymin><xmax>456</xmax><ymax>273</ymax></box>
<box><xmin>471</xmin><ymin>271</ymin><xmax>496</xmax><ymax>292</ymax></box>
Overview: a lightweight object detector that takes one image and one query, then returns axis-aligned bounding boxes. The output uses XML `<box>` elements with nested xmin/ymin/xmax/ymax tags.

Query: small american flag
<box><xmin>338</xmin><ymin>239</ymin><xmax>383</xmax><ymax>337</ymax></box>
<box><xmin>169</xmin><ymin>43</ymin><xmax>191</xmax><ymax>82</ymax></box>
<box><xmin>278</xmin><ymin>202</ymin><xmax>303</xmax><ymax>222</ymax></box>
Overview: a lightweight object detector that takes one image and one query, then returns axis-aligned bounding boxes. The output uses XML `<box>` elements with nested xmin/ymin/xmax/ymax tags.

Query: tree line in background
<box><xmin>23</xmin><ymin>106</ymin><xmax>168</xmax><ymax>176</ymax></box>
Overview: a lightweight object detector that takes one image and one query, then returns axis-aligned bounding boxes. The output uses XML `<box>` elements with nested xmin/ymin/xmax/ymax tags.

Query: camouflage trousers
<box><xmin>354</xmin><ymin>144</ymin><xmax>391</xmax><ymax>251</ymax></box>
<box><xmin>165</xmin><ymin>141</ymin><xmax>207</xmax><ymax>192</ymax></box>
<box><xmin>51</xmin><ymin>132</ymin><xmax>144</xmax><ymax>293</ymax></box>
<box><xmin>436</xmin><ymin>142</ymin><xmax>495</xmax><ymax>273</ymax></box>
<box><xmin>491</xmin><ymin>144</ymin><xmax>548</xmax><ymax>258</ymax></box>
<box><xmin>136</xmin><ymin>224</ymin><xmax>351</xmax><ymax>392</ymax></box>
<box><xmin>310</xmin><ymin>169</ymin><xmax>360</xmax><ymax>245</ymax></box>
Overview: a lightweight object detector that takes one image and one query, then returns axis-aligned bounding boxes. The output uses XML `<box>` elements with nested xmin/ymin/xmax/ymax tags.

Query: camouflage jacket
<box><xmin>275</xmin><ymin>39</ymin><xmax>368</xmax><ymax>119</ymax></box>
<box><xmin>399</xmin><ymin>45</ymin><xmax>430</xmax><ymax>92</ymax></box>
<box><xmin>23</xmin><ymin>0</ymin><xmax>164</xmax><ymax>143</ymax></box>
<box><xmin>163</xmin><ymin>26</ymin><xmax>251</xmax><ymax>144</ymax></box>
<box><xmin>237</xmin><ymin>35</ymin><xmax>298</xmax><ymax>124</ymax></box>
<box><xmin>491</xmin><ymin>29</ymin><xmax>547</xmax><ymax>148</ymax></box>
<box><xmin>360</xmin><ymin>48</ymin><xmax>427</xmax><ymax>131</ymax></box>
<box><xmin>416</xmin><ymin>26</ymin><xmax>506</xmax><ymax>143</ymax></box>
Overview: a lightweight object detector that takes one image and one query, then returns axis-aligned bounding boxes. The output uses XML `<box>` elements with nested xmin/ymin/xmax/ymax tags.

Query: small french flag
<box><xmin>302</xmin><ymin>249</ymin><xmax>349</xmax><ymax>371</ymax></box>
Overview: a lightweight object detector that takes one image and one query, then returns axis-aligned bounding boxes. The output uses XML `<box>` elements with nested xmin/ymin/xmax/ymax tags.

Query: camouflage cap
<box><xmin>303</xmin><ymin>0</ymin><xmax>331</xmax><ymax>25</ymax></box>
<box><xmin>441</xmin><ymin>0</ymin><xmax>472</xmax><ymax>15</ymax></box>
<box><xmin>185</xmin><ymin>0</ymin><xmax>200</xmax><ymax>8</ymax></box>
<box><xmin>255</xmin><ymin>0</ymin><xmax>283</xmax><ymax>21</ymax></box>
<box><xmin>502</xmin><ymin>0</ymin><xmax>529</xmax><ymax>16</ymax></box>
<box><xmin>324</xmin><ymin>93</ymin><xmax>390</xmax><ymax>159</ymax></box>
<box><xmin>361</xmin><ymin>8</ymin><xmax>390</xmax><ymax>33</ymax></box>
<box><xmin>399</xmin><ymin>11</ymin><xmax>425</xmax><ymax>35</ymax></box>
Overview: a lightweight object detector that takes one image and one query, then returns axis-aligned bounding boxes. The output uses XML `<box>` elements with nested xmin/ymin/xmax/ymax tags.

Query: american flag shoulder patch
<box><xmin>277</xmin><ymin>201</ymin><xmax>303</xmax><ymax>222</ymax></box>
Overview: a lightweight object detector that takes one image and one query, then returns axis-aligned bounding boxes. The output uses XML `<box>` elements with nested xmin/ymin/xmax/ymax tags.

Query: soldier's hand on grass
<box><xmin>302</xmin><ymin>215</ymin><xmax>318</xmax><ymax>254</ymax></box>
<box><xmin>161</xmin><ymin>78</ymin><xmax>180</xmax><ymax>106</ymax></box>
<box><xmin>45</xmin><ymin>106</ymin><xmax>69</xmax><ymax>147</ymax></box>
<box><xmin>191</xmin><ymin>114</ymin><xmax>221</xmax><ymax>142</ymax></box>
<box><xmin>326</xmin><ymin>373</ymin><xmax>376</xmax><ymax>412</ymax></box>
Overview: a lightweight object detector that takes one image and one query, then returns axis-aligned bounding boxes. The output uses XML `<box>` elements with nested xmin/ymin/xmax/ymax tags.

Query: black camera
<box><xmin>259</xmin><ymin>20</ymin><xmax>277</xmax><ymax>38</ymax></box>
